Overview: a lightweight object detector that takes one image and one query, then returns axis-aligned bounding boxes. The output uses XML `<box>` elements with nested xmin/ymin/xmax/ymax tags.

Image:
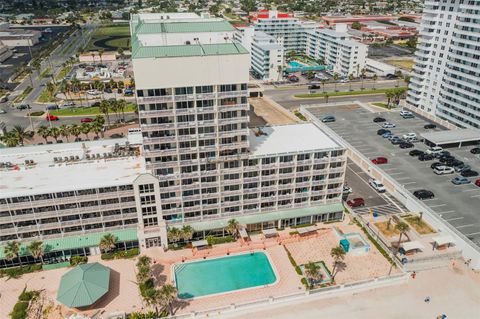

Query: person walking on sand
<box><xmin>424</xmin><ymin>296</ymin><xmax>431</xmax><ymax>303</ymax></box>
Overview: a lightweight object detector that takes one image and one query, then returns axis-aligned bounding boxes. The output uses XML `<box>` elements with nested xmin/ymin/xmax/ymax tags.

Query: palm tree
<box><xmin>360</xmin><ymin>68</ymin><xmax>366</xmax><ymax>89</ymax></box>
<box><xmin>58</xmin><ymin>125</ymin><xmax>71</xmax><ymax>142</ymax></box>
<box><xmin>69</xmin><ymin>124</ymin><xmax>82</xmax><ymax>141</ymax></box>
<box><xmin>11</xmin><ymin>125</ymin><xmax>30</xmax><ymax>146</ymax></box>
<box><xmin>348</xmin><ymin>74</ymin><xmax>354</xmax><ymax>91</ymax></box>
<box><xmin>395</xmin><ymin>222</ymin><xmax>410</xmax><ymax>252</ymax></box>
<box><xmin>37</xmin><ymin>125</ymin><xmax>51</xmax><ymax>143</ymax></box>
<box><xmin>91</xmin><ymin>120</ymin><xmax>103</xmax><ymax>138</ymax></box>
<box><xmin>99</xmin><ymin>100</ymin><xmax>111</xmax><ymax>127</ymax></box>
<box><xmin>117</xmin><ymin>99</ymin><xmax>128</xmax><ymax>122</ymax></box>
<box><xmin>136</xmin><ymin>255</ymin><xmax>152</xmax><ymax>269</ymax></box>
<box><xmin>320</xmin><ymin>79</ymin><xmax>326</xmax><ymax>93</ymax></box>
<box><xmin>4</xmin><ymin>241</ymin><xmax>21</xmax><ymax>261</ymax></box>
<box><xmin>80</xmin><ymin>122</ymin><xmax>91</xmax><ymax>140</ymax></box>
<box><xmin>28</xmin><ymin>241</ymin><xmax>44</xmax><ymax>263</ymax></box>
<box><xmin>99</xmin><ymin>233</ymin><xmax>116</xmax><ymax>253</ymax></box>
<box><xmin>332</xmin><ymin>73</ymin><xmax>339</xmax><ymax>92</ymax></box>
<box><xmin>372</xmin><ymin>74</ymin><xmax>378</xmax><ymax>90</ymax></box>
<box><xmin>181</xmin><ymin>225</ymin><xmax>194</xmax><ymax>242</ymax></box>
<box><xmin>136</xmin><ymin>255</ymin><xmax>152</xmax><ymax>283</ymax></box>
<box><xmin>324</xmin><ymin>92</ymin><xmax>329</xmax><ymax>104</ymax></box>
<box><xmin>32</xmin><ymin>60</ymin><xmax>41</xmax><ymax>76</ymax></box>
<box><xmin>46</xmin><ymin>82</ymin><xmax>57</xmax><ymax>100</ymax></box>
<box><xmin>304</xmin><ymin>261</ymin><xmax>322</xmax><ymax>289</ymax></box>
<box><xmin>226</xmin><ymin>219</ymin><xmax>240</xmax><ymax>239</ymax></box>
<box><xmin>0</xmin><ymin>132</ymin><xmax>20</xmax><ymax>147</ymax></box>
<box><xmin>98</xmin><ymin>49</ymin><xmax>105</xmax><ymax>64</ymax></box>
<box><xmin>167</xmin><ymin>227</ymin><xmax>181</xmax><ymax>244</ymax></box>
<box><xmin>49</xmin><ymin>127</ymin><xmax>61</xmax><ymax>142</ymax></box>
<box><xmin>159</xmin><ymin>284</ymin><xmax>177</xmax><ymax>316</ymax></box>
<box><xmin>395</xmin><ymin>70</ymin><xmax>402</xmax><ymax>87</ymax></box>
<box><xmin>330</xmin><ymin>246</ymin><xmax>346</xmax><ymax>280</ymax></box>
<box><xmin>385</xmin><ymin>89</ymin><xmax>395</xmax><ymax>109</ymax></box>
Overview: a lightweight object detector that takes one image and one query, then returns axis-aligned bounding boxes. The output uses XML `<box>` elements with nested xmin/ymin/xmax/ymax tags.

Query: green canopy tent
<box><xmin>57</xmin><ymin>262</ymin><xmax>111</xmax><ymax>308</ymax></box>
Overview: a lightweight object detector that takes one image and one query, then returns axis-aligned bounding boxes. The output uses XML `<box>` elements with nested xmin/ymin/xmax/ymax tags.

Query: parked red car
<box><xmin>81</xmin><ymin>117</ymin><xmax>94</xmax><ymax>123</ymax></box>
<box><xmin>475</xmin><ymin>179</ymin><xmax>480</xmax><ymax>187</ymax></box>
<box><xmin>371</xmin><ymin>157</ymin><xmax>388</xmax><ymax>165</ymax></box>
<box><xmin>347</xmin><ymin>198</ymin><xmax>365</xmax><ymax>208</ymax></box>
<box><xmin>46</xmin><ymin>114</ymin><xmax>59</xmax><ymax>121</ymax></box>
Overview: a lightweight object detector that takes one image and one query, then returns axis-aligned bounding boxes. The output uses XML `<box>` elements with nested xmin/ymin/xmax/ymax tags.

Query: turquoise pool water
<box><xmin>288</xmin><ymin>61</ymin><xmax>305</xmax><ymax>68</ymax></box>
<box><xmin>174</xmin><ymin>252</ymin><xmax>277</xmax><ymax>299</ymax></box>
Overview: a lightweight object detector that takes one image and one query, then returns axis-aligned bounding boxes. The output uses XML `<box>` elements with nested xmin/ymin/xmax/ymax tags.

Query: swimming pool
<box><xmin>174</xmin><ymin>252</ymin><xmax>277</xmax><ymax>299</ymax></box>
<box><xmin>288</xmin><ymin>61</ymin><xmax>305</xmax><ymax>68</ymax></box>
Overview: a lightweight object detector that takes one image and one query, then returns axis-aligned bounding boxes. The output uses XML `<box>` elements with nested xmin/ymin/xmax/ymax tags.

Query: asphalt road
<box><xmin>0</xmin><ymin>23</ymin><xmax>97</xmax><ymax>131</ymax></box>
<box><xmin>264</xmin><ymin>80</ymin><xmax>400</xmax><ymax>109</ymax></box>
<box><xmin>307</xmin><ymin>104</ymin><xmax>480</xmax><ymax>246</ymax></box>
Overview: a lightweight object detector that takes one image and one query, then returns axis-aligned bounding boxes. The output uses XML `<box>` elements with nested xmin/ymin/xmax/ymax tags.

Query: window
<box><xmin>140</xmin><ymin>195</ymin><xmax>155</xmax><ymax>205</ymax></box>
<box><xmin>139</xmin><ymin>184</ymin><xmax>154</xmax><ymax>194</ymax></box>
<box><xmin>196</xmin><ymin>85</ymin><xmax>214</xmax><ymax>93</ymax></box>
<box><xmin>175</xmin><ymin>87</ymin><xmax>193</xmax><ymax>95</ymax></box>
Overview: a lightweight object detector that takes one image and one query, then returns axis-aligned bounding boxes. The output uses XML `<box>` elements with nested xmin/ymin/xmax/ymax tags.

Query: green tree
<box><xmin>406</xmin><ymin>36</ymin><xmax>418</xmax><ymax>49</ymax></box>
<box><xmin>99</xmin><ymin>233</ymin><xmax>116</xmax><ymax>253</ymax></box>
<box><xmin>58</xmin><ymin>125</ymin><xmax>71</xmax><ymax>142</ymax></box>
<box><xmin>167</xmin><ymin>227</ymin><xmax>181</xmax><ymax>244</ymax></box>
<box><xmin>11</xmin><ymin>125</ymin><xmax>31</xmax><ymax>146</ymax></box>
<box><xmin>351</xmin><ymin>21</ymin><xmax>363</xmax><ymax>30</ymax></box>
<box><xmin>49</xmin><ymin>127</ymin><xmax>61</xmax><ymax>143</ymax></box>
<box><xmin>0</xmin><ymin>132</ymin><xmax>20</xmax><ymax>147</ymax></box>
<box><xmin>28</xmin><ymin>241</ymin><xmax>44</xmax><ymax>263</ymax></box>
<box><xmin>395</xmin><ymin>222</ymin><xmax>410</xmax><ymax>252</ymax></box>
<box><xmin>348</xmin><ymin>74</ymin><xmax>354</xmax><ymax>91</ymax></box>
<box><xmin>32</xmin><ymin>60</ymin><xmax>41</xmax><ymax>76</ymax></box>
<box><xmin>226</xmin><ymin>219</ymin><xmax>240</xmax><ymax>239</ymax></box>
<box><xmin>181</xmin><ymin>225</ymin><xmax>194</xmax><ymax>242</ymax></box>
<box><xmin>385</xmin><ymin>89</ymin><xmax>395</xmax><ymax>109</ymax></box>
<box><xmin>304</xmin><ymin>261</ymin><xmax>322</xmax><ymax>289</ymax></box>
<box><xmin>99</xmin><ymin>100</ymin><xmax>111</xmax><ymax>127</ymax></box>
<box><xmin>333</xmin><ymin>73</ymin><xmax>339</xmax><ymax>92</ymax></box>
<box><xmin>330</xmin><ymin>246</ymin><xmax>346</xmax><ymax>280</ymax></box>
<box><xmin>69</xmin><ymin>124</ymin><xmax>82</xmax><ymax>141</ymax></box>
<box><xmin>159</xmin><ymin>284</ymin><xmax>177</xmax><ymax>316</ymax></box>
<box><xmin>4</xmin><ymin>241</ymin><xmax>21</xmax><ymax>261</ymax></box>
<box><xmin>372</xmin><ymin>74</ymin><xmax>378</xmax><ymax>90</ymax></box>
<box><xmin>37</xmin><ymin>125</ymin><xmax>50</xmax><ymax>143</ymax></box>
<box><xmin>80</xmin><ymin>122</ymin><xmax>91</xmax><ymax>140</ymax></box>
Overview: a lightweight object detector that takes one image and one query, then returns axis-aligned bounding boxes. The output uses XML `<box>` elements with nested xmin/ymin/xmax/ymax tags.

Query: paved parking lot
<box><xmin>308</xmin><ymin>104</ymin><xmax>480</xmax><ymax>246</ymax></box>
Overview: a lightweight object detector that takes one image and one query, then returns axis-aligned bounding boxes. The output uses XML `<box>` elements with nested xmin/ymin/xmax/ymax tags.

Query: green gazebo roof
<box><xmin>57</xmin><ymin>262</ymin><xmax>110</xmax><ymax>308</ymax></box>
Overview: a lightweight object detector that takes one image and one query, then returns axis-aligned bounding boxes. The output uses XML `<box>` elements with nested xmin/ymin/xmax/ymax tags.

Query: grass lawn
<box><xmin>50</xmin><ymin>103</ymin><xmax>136</xmax><ymax>116</ymax></box>
<box><xmin>37</xmin><ymin>89</ymin><xmax>58</xmax><ymax>103</ymax></box>
<box><xmin>87</xmin><ymin>24</ymin><xmax>130</xmax><ymax>51</ymax></box>
<box><xmin>294</xmin><ymin>87</ymin><xmax>406</xmax><ymax>98</ymax></box>
<box><xmin>372</xmin><ymin>102</ymin><xmax>396</xmax><ymax>109</ymax></box>
<box><xmin>61</xmin><ymin>41</ymin><xmax>75</xmax><ymax>55</ymax></box>
<box><xmin>387</xmin><ymin>59</ymin><xmax>415</xmax><ymax>71</ymax></box>
<box><xmin>374</xmin><ymin>221</ymin><xmax>401</xmax><ymax>238</ymax></box>
<box><xmin>55</xmin><ymin>65</ymin><xmax>72</xmax><ymax>81</ymax></box>
<box><xmin>13</xmin><ymin>86</ymin><xmax>33</xmax><ymax>103</ymax></box>
<box><xmin>39</xmin><ymin>68</ymin><xmax>51</xmax><ymax>80</ymax></box>
<box><xmin>223</xmin><ymin>12</ymin><xmax>243</xmax><ymax>23</ymax></box>
<box><xmin>404</xmin><ymin>216</ymin><xmax>436</xmax><ymax>235</ymax></box>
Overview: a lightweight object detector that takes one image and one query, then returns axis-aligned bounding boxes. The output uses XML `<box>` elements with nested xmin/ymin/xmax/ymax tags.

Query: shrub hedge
<box><xmin>10</xmin><ymin>288</ymin><xmax>39</xmax><ymax>319</ymax></box>
<box><xmin>0</xmin><ymin>264</ymin><xmax>42</xmax><ymax>279</ymax></box>
<box><xmin>284</xmin><ymin>247</ymin><xmax>302</xmax><ymax>275</ymax></box>
<box><xmin>101</xmin><ymin>248</ymin><xmax>140</xmax><ymax>260</ymax></box>
<box><xmin>206</xmin><ymin>235</ymin><xmax>235</xmax><ymax>246</ymax></box>
<box><xmin>70</xmin><ymin>256</ymin><xmax>88</xmax><ymax>266</ymax></box>
<box><xmin>353</xmin><ymin>218</ymin><xmax>396</xmax><ymax>266</ymax></box>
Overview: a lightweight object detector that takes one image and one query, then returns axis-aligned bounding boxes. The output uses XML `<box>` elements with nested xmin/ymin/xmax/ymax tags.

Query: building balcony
<box><xmin>296</xmin><ymin>171</ymin><xmax>312</xmax><ymax>177</ymax></box>
<box><xmin>195</xmin><ymin>92</ymin><xmax>216</xmax><ymax>100</ymax></box>
<box><xmin>137</xmin><ymin>95</ymin><xmax>173</xmax><ymax>104</ymax></box>
<box><xmin>218</xmin><ymin>103</ymin><xmax>249</xmax><ymax>112</ymax></box>
<box><xmin>217</xmin><ymin>90</ymin><xmax>248</xmax><ymax>98</ymax></box>
<box><xmin>278</xmin><ymin>162</ymin><xmax>294</xmax><ymax>168</ymax></box>
<box><xmin>139</xmin><ymin>109</ymin><xmax>174</xmax><ymax>117</ymax></box>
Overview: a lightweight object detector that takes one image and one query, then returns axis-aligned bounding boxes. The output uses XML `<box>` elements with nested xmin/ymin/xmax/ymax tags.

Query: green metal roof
<box><xmin>0</xmin><ymin>228</ymin><xmax>137</xmax><ymax>259</ymax></box>
<box><xmin>57</xmin><ymin>262</ymin><xmax>110</xmax><ymax>308</ymax></box>
<box><xmin>189</xmin><ymin>203</ymin><xmax>344</xmax><ymax>232</ymax></box>
<box><xmin>134</xmin><ymin>20</ymin><xmax>234</xmax><ymax>34</ymax></box>
<box><xmin>132</xmin><ymin>42</ymin><xmax>248</xmax><ymax>59</ymax></box>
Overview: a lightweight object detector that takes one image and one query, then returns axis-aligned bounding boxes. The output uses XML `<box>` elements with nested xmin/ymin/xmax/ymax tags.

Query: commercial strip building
<box><xmin>0</xmin><ymin>14</ymin><xmax>346</xmax><ymax>268</ymax></box>
<box><xmin>0</xmin><ymin>40</ymin><xmax>12</xmax><ymax>62</ymax></box>
<box><xmin>237</xmin><ymin>11</ymin><xmax>368</xmax><ymax>79</ymax></box>
<box><xmin>0</xmin><ymin>22</ymin><xmax>41</xmax><ymax>47</ymax></box>
<box><xmin>407</xmin><ymin>0</ymin><xmax>480</xmax><ymax>129</ymax></box>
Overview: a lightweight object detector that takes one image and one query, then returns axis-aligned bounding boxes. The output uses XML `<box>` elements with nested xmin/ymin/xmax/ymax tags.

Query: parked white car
<box><xmin>426</xmin><ymin>146</ymin><xmax>444</xmax><ymax>155</ymax></box>
<box><xmin>402</xmin><ymin>133</ymin><xmax>417</xmax><ymax>140</ymax></box>
<box><xmin>369</xmin><ymin>179</ymin><xmax>386</xmax><ymax>193</ymax></box>
<box><xmin>400</xmin><ymin>110</ymin><xmax>413</xmax><ymax>116</ymax></box>
<box><xmin>86</xmin><ymin>90</ymin><xmax>100</xmax><ymax>95</ymax></box>
<box><xmin>382</xmin><ymin>122</ymin><xmax>396</xmax><ymax>128</ymax></box>
<box><xmin>433</xmin><ymin>166</ymin><xmax>455</xmax><ymax>175</ymax></box>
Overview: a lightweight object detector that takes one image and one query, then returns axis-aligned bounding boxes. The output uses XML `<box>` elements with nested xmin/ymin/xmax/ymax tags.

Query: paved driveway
<box><xmin>307</xmin><ymin>104</ymin><xmax>480</xmax><ymax>246</ymax></box>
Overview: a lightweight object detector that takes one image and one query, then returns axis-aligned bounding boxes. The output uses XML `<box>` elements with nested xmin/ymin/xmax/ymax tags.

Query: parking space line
<box><xmin>437</xmin><ymin>210</ymin><xmax>455</xmax><ymax>215</ymax></box>
<box><xmin>388</xmin><ymin>172</ymin><xmax>404</xmax><ymax>176</ymax></box>
<box><xmin>455</xmin><ymin>224</ymin><xmax>477</xmax><ymax>229</ymax></box>
<box><xmin>428</xmin><ymin>204</ymin><xmax>447</xmax><ymax>208</ymax></box>
<box><xmin>395</xmin><ymin>177</ymin><xmax>411</xmax><ymax>181</ymax></box>
<box><xmin>471</xmin><ymin>194</ymin><xmax>480</xmax><ymax>198</ymax></box>
<box><xmin>465</xmin><ymin>231</ymin><xmax>480</xmax><ymax>237</ymax></box>
<box><xmin>445</xmin><ymin>217</ymin><xmax>464</xmax><ymax>222</ymax></box>
<box><xmin>402</xmin><ymin>182</ymin><xmax>417</xmax><ymax>186</ymax></box>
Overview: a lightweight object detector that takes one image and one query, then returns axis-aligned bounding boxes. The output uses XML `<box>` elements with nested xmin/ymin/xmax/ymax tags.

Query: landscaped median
<box><xmin>294</xmin><ymin>87</ymin><xmax>407</xmax><ymax>99</ymax></box>
<box><xmin>48</xmin><ymin>103</ymin><xmax>136</xmax><ymax>116</ymax></box>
